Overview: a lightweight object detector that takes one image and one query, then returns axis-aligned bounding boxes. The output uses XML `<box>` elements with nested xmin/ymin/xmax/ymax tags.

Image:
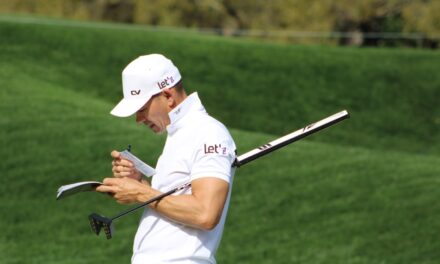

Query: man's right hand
<box><xmin>111</xmin><ymin>150</ymin><xmax>142</xmax><ymax>181</ymax></box>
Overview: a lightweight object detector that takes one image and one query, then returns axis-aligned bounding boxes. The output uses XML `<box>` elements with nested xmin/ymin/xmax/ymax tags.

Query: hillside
<box><xmin>1</xmin><ymin>16</ymin><xmax>440</xmax><ymax>264</ymax></box>
<box><xmin>0</xmin><ymin>15</ymin><xmax>439</xmax><ymax>155</ymax></box>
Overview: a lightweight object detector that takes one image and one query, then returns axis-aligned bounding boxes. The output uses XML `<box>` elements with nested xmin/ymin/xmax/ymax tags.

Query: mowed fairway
<box><xmin>1</xmin><ymin>16</ymin><xmax>440</xmax><ymax>264</ymax></box>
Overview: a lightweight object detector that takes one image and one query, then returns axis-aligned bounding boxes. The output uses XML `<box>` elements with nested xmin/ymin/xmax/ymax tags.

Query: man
<box><xmin>96</xmin><ymin>54</ymin><xmax>236</xmax><ymax>264</ymax></box>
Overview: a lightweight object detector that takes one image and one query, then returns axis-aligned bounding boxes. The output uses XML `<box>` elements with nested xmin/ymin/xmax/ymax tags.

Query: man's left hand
<box><xmin>96</xmin><ymin>177</ymin><xmax>152</xmax><ymax>204</ymax></box>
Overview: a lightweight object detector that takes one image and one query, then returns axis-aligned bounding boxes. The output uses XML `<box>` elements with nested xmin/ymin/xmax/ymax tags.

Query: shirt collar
<box><xmin>166</xmin><ymin>92</ymin><xmax>206</xmax><ymax>134</ymax></box>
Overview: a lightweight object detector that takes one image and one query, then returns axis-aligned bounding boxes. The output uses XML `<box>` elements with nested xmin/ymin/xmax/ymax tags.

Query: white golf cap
<box><xmin>110</xmin><ymin>54</ymin><xmax>182</xmax><ymax>117</ymax></box>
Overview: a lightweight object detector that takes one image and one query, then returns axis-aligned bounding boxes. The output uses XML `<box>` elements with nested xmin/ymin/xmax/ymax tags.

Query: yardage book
<box><xmin>57</xmin><ymin>181</ymin><xmax>102</xmax><ymax>200</ymax></box>
<box><xmin>56</xmin><ymin>150</ymin><xmax>156</xmax><ymax>200</ymax></box>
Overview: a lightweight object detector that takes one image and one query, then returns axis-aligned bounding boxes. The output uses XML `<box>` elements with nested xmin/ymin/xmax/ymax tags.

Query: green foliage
<box><xmin>402</xmin><ymin>0</ymin><xmax>440</xmax><ymax>38</ymax></box>
<box><xmin>1</xmin><ymin>0</ymin><xmax>440</xmax><ymax>46</ymax></box>
<box><xmin>1</xmin><ymin>16</ymin><xmax>440</xmax><ymax>263</ymax></box>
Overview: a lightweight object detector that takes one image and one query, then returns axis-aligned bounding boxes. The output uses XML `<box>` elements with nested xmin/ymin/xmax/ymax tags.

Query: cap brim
<box><xmin>110</xmin><ymin>97</ymin><xmax>151</xmax><ymax>117</ymax></box>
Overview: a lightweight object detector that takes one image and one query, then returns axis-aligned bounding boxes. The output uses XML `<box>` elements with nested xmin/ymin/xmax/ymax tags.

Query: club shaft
<box><xmin>111</xmin><ymin>110</ymin><xmax>349</xmax><ymax>221</ymax></box>
<box><xmin>111</xmin><ymin>189</ymin><xmax>177</xmax><ymax>221</ymax></box>
<box><xmin>234</xmin><ymin>110</ymin><xmax>349</xmax><ymax>167</ymax></box>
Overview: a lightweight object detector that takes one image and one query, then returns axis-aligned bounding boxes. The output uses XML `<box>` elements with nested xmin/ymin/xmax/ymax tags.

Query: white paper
<box><xmin>120</xmin><ymin>150</ymin><xmax>156</xmax><ymax>177</ymax></box>
<box><xmin>56</xmin><ymin>181</ymin><xmax>102</xmax><ymax>200</ymax></box>
<box><xmin>56</xmin><ymin>149</ymin><xmax>156</xmax><ymax>200</ymax></box>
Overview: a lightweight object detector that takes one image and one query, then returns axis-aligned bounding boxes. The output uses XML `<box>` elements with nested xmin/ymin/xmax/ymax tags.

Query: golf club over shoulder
<box><xmin>89</xmin><ymin>110</ymin><xmax>350</xmax><ymax>239</ymax></box>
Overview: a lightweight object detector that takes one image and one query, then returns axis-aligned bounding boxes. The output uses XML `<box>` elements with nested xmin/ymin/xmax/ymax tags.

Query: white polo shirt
<box><xmin>132</xmin><ymin>93</ymin><xmax>236</xmax><ymax>264</ymax></box>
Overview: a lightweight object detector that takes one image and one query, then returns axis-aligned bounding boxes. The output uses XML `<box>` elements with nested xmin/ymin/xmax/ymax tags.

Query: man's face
<box><xmin>136</xmin><ymin>94</ymin><xmax>170</xmax><ymax>134</ymax></box>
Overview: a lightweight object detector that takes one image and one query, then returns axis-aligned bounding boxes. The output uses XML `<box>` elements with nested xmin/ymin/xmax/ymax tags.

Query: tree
<box><xmin>402</xmin><ymin>0</ymin><xmax>440</xmax><ymax>47</ymax></box>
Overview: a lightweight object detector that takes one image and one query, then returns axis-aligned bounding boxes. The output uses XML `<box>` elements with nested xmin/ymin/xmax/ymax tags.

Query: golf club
<box><xmin>89</xmin><ymin>110</ymin><xmax>350</xmax><ymax>239</ymax></box>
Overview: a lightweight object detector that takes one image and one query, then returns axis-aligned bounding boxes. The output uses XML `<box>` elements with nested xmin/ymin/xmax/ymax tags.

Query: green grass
<box><xmin>0</xmin><ymin>15</ymin><xmax>439</xmax><ymax>155</ymax></box>
<box><xmin>1</xmin><ymin>15</ymin><xmax>440</xmax><ymax>263</ymax></box>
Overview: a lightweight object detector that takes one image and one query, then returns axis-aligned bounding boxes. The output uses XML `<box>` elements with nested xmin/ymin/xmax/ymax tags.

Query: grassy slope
<box><xmin>1</xmin><ymin>16</ymin><xmax>440</xmax><ymax>263</ymax></box>
<box><xmin>0</xmin><ymin>15</ymin><xmax>438</xmax><ymax>155</ymax></box>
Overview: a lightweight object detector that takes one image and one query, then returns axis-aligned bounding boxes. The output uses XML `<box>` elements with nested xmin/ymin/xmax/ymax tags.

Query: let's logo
<box><xmin>204</xmin><ymin>144</ymin><xmax>227</xmax><ymax>155</ymax></box>
<box><xmin>157</xmin><ymin>76</ymin><xmax>175</xmax><ymax>89</ymax></box>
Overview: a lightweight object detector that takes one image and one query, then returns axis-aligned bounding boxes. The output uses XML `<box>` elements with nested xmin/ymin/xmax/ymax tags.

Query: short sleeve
<box><xmin>190</xmin><ymin>129</ymin><xmax>236</xmax><ymax>183</ymax></box>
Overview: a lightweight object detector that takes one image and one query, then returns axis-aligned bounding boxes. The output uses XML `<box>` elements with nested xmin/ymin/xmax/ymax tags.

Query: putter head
<box><xmin>88</xmin><ymin>213</ymin><xmax>114</xmax><ymax>239</ymax></box>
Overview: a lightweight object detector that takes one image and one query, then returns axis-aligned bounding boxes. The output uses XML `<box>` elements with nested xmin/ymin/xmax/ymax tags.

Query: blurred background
<box><xmin>1</xmin><ymin>1</ymin><xmax>439</xmax><ymax>264</ymax></box>
<box><xmin>1</xmin><ymin>0</ymin><xmax>440</xmax><ymax>48</ymax></box>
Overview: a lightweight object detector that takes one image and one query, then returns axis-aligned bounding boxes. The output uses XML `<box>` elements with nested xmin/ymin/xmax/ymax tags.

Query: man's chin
<box><xmin>153</xmin><ymin>130</ymin><xmax>165</xmax><ymax>135</ymax></box>
<box><xmin>150</xmin><ymin>126</ymin><xmax>165</xmax><ymax>134</ymax></box>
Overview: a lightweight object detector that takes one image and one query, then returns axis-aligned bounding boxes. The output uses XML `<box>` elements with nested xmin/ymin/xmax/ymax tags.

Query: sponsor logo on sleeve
<box><xmin>204</xmin><ymin>144</ymin><xmax>227</xmax><ymax>155</ymax></box>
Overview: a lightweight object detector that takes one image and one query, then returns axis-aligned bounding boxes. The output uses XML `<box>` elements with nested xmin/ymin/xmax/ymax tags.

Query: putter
<box><xmin>89</xmin><ymin>110</ymin><xmax>350</xmax><ymax>239</ymax></box>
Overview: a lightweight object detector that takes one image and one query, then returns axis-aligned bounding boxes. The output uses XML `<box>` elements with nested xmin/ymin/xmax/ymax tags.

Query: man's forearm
<box><xmin>138</xmin><ymin>178</ymin><xmax>229</xmax><ymax>230</ymax></box>
<box><xmin>146</xmin><ymin>194</ymin><xmax>218</xmax><ymax>230</ymax></box>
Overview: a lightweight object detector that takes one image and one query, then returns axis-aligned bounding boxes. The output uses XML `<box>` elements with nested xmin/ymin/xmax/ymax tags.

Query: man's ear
<box><xmin>162</xmin><ymin>89</ymin><xmax>176</xmax><ymax>108</ymax></box>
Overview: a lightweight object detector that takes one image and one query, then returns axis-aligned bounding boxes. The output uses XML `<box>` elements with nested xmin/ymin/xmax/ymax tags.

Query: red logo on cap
<box><xmin>157</xmin><ymin>76</ymin><xmax>175</xmax><ymax>89</ymax></box>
